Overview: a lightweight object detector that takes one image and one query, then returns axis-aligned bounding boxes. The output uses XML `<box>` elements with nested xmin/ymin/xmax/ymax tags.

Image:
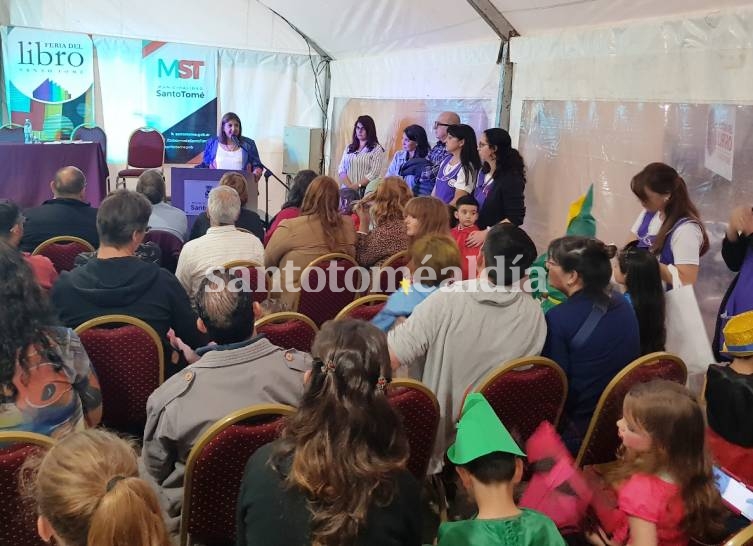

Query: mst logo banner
<box><xmin>2</xmin><ymin>26</ymin><xmax>94</xmax><ymax>139</ymax></box>
<box><xmin>143</xmin><ymin>41</ymin><xmax>217</xmax><ymax>163</ymax></box>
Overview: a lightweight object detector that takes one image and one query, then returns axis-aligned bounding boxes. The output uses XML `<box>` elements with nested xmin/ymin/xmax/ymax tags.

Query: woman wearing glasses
<box><xmin>337</xmin><ymin>115</ymin><xmax>386</xmax><ymax>196</ymax></box>
<box><xmin>542</xmin><ymin>236</ymin><xmax>640</xmax><ymax>453</ymax></box>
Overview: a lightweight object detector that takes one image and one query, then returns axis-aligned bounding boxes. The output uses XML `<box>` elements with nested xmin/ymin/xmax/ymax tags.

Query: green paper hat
<box><xmin>447</xmin><ymin>393</ymin><xmax>525</xmax><ymax>465</ymax></box>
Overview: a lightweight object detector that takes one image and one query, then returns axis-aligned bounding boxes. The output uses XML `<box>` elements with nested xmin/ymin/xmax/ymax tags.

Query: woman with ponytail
<box><xmin>237</xmin><ymin>319</ymin><xmax>421</xmax><ymax>546</ymax></box>
<box><xmin>630</xmin><ymin>162</ymin><xmax>709</xmax><ymax>286</ymax></box>
<box><xmin>23</xmin><ymin>429</ymin><xmax>171</xmax><ymax>546</ymax></box>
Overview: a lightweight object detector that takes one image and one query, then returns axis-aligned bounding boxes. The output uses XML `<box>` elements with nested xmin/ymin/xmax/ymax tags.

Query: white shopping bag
<box><xmin>664</xmin><ymin>266</ymin><xmax>715</xmax><ymax>394</ymax></box>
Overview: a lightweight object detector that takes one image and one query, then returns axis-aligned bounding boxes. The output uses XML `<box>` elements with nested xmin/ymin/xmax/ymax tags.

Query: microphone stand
<box><xmin>260</xmin><ymin>162</ymin><xmax>289</xmax><ymax>228</ymax></box>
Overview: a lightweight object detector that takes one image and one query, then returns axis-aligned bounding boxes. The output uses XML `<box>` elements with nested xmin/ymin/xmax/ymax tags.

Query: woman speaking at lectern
<box><xmin>199</xmin><ymin>112</ymin><xmax>263</xmax><ymax>180</ymax></box>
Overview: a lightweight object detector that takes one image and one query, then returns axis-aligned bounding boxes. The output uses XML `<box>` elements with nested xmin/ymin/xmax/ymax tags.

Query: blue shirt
<box><xmin>371</xmin><ymin>283</ymin><xmax>437</xmax><ymax>331</ymax></box>
<box><xmin>543</xmin><ymin>290</ymin><xmax>640</xmax><ymax>432</ymax></box>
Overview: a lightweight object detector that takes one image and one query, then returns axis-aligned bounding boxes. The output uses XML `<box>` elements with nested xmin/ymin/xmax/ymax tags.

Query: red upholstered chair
<box><xmin>374</xmin><ymin>250</ymin><xmax>410</xmax><ymax>295</ymax></box>
<box><xmin>115</xmin><ymin>128</ymin><xmax>165</xmax><ymax>190</ymax></box>
<box><xmin>223</xmin><ymin>260</ymin><xmax>268</xmax><ymax>304</ymax></box>
<box><xmin>74</xmin><ymin>315</ymin><xmax>165</xmax><ymax>436</ymax></box>
<box><xmin>475</xmin><ymin>356</ymin><xmax>567</xmax><ymax>447</ymax></box>
<box><xmin>180</xmin><ymin>404</ymin><xmax>295</xmax><ymax>546</ymax></box>
<box><xmin>575</xmin><ymin>352</ymin><xmax>687</xmax><ymax>467</ymax></box>
<box><xmin>144</xmin><ymin>229</ymin><xmax>184</xmax><ymax>273</ymax></box>
<box><xmin>255</xmin><ymin>312</ymin><xmax>318</xmax><ymax>353</ymax></box>
<box><xmin>71</xmin><ymin>124</ymin><xmax>107</xmax><ymax>157</ymax></box>
<box><xmin>31</xmin><ymin>236</ymin><xmax>95</xmax><ymax>272</ymax></box>
<box><xmin>0</xmin><ymin>123</ymin><xmax>25</xmax><ymax>143</ymax></box>
<box><xmin>334</xmin><ymin>294</ymin><xmax>388</xmax><ymax>321</ymax></box>
<box><xmin>295</xmin><ymin>253</ymin><xmax>362</xmax><ymax>326</ymax></box>
<box><xmin>386</xmin><ymin>378</ymin><xmax>440</xmax><ymax>481</ymax></box>
<box><xmin>0</xmin><ymin>432</ymin><xmax>54</xmax><ymax>546</ymax></box>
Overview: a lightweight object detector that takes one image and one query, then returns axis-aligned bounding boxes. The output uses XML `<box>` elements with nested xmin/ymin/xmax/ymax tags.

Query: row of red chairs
<box><xmin>3</xmin><ymin>350</ymin><xmax>744</xmax><ymax>546</ymax></box>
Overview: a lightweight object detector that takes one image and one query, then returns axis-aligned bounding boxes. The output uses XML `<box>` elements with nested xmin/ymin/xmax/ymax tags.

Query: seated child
<box><xmin>589</xmin><ymin>380</ymin><xmax>728</xmax><ymax>546</ymax></box>
<box><xmin>450</xmin><ymin>194</ymin><xmax>481</xmax><ymax>280</ymax></box>
<box><xmin>437</xmin><ymin>393</ymin><xmax>565</xmax><ymax>546</ymax></box>
<box><xmin>371</xmin><ymin>234</ymin><xmax>460</xmax><ymax>331</ymax></box>
<box><xmin>705</xmin><ymin>310</ymin><xmax>753</xmax><ymax>485</ymax></box>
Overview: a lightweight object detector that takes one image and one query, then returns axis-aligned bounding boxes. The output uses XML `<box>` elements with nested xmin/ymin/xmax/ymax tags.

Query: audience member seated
<box><xmin>591</xmin><ymin>380</ymin><xmax>727</xmax><ymax>546</ymax></box>
<box><xmin>0</xmin><ymin>199</ymin><xmax>57</xmax><ymax>289</ymax></box>
<box><xmin>51</xmin><ymin>190</ymin><xmax>204</xmax><ymax>356</ymax></box>
<box><xmin>403</xmin><ymin>195</ymin><xmax>451</xmax><ymax>244</ymax></box>
<box><xmin>237</xmin><ymin>320</ymin><xmax>421</xmax><ymax>546</ymax></box>
<box><xmin>190</xmin><ymin>171</ymin><xmax>265</xmax><ymax>242</ymax></box>
<box><xmin>714</xmin><ymin>205</ymin><xmax>753</xmax><ymax>360</ymax></box>
<box><xmin>437</xmin><ymin>394</ymin><xmax>565</xmax><ymax>546</ymax></box>
<box><xmin>0</xmin><ymin>241</ymin><xmax>101</xmax><ymax>437</ymax></box>
<box><xmin>143</xmin><ymin>271</ymin><xmax>309</xmax><ymax>531</ymax></box>
<box><xmin>23</xmin><ymin>429</ymin><xmax>172</xmax><ymax>546</ymax></box>
<box><xmin>542</xmin><ymin>236</ymin><xmax>640</xmax><ymax>451</ymax></box>
<box><xmin>389</xmin><ymin>224</ymin><xmax>546</xmax><ymax>473</ymax></box>
<box><xmin>355</xmin><ymin>176</ymin><xmax>412</xmax><ymax>268</ymax></box>
<box><xmin>450</xmin><ymin>194</ymin><xmax>482</xmax><ymax>279</ymax></box>
<box><xmin>705</xmin><ymin>311</ymin><xmax>753</xmax><ymax>485</ymax></box>
<box><xmin>136</xmin><ymin>169</ymin><xmax>188</xmax><ymax>241</ymax></box>
<box><xmin>265</xmin><ymin>175</ymin><xmax>356</xmax><ymax>309</ymax></box>
<box><xmin>613</xmin><ymin>242</ymin><xmax>666</xmax><ymax>354</ymax></box>
<box><xmin>264</xmin><ymin>169</ymin><xmax>318</xmax><ymax>245</ymax></box>
<box><xmin>20</xmin><ymin>166</ymin><xmax>99</xmax><ymax>252</ymax></box>
<box><xmin>176</xmin><ymin>185</ymin><xmax>264</xmax><ymax>305</ymax></box>
<box><xmin>372</xmin><ymin>234</ymin><xmax>461</xmax><ymax>331</ymax></box>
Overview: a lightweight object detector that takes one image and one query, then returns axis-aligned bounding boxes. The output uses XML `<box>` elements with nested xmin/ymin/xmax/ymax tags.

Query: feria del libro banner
<box><xmin>1</xmin><ymin>26</ymin><xmax>95</xmax><ymax>140</ymax></box>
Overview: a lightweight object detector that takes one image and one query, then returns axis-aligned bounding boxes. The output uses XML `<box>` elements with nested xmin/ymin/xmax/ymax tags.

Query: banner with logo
<box><xmin>705</xmin><ymin>104</ymin><xmax>735</xmax><ymax>182</ymax></box>
<box><xmin>141</xmin><ymin>41</ymin><xmax>217</xmax><ymax>163</ymax></box>
<box><xmin>2</xmin><ymin>26</ymin><xmax>95</xmax><ymax>140</ymax></box>
<box><xmin>93</xmin><ymin>36</ymin><xmax>217</xmax><ymax>163</ymax></box>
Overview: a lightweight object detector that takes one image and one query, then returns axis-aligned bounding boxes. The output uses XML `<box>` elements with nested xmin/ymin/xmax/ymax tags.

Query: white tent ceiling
<box><xmin>259</xmin><ymin>0</ymin><xmax>753</xmax><ymax>59</ymax></box>
<box><xmin>7</xmin><ymin>0</ymin><xmax>753</xmax><ymax>59</ymax></box>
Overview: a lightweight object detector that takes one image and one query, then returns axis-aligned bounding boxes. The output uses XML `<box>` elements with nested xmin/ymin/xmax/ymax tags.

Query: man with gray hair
<box><xmin>136</xmin><ymin>169</ymin><xmax>188</xmax><ymax>241</ymax></box>
<box><xmin>142</xmin><ymin>270</ymin><xmax>308</xmax><ymax>530</ymax></box>
<box><xmin>20</xmin><ymin>166</ymin><xmax>99</xmax><ymax>251</ymax></box>
<box><xmin>175</xmin><ymin>185</ymin><xmax>264</xmax><ymax>305</ymax></box>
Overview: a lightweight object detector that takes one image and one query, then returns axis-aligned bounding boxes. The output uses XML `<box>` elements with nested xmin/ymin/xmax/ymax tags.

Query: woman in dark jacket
<box><xmin>465</xmin><ymin>128</ymin><xmax>526</xmax><ymax>249</ymax></box>
<box><xmin>713</xmin><ymin>205</ymin><xmax>753</xmax><ymax>360</ymax></box>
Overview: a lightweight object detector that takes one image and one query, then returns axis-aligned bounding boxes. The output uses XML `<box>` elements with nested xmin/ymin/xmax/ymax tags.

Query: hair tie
<box><xmin>106</xmin><ymin>475</ymin><xmax>126</xmax><ymax>492</ymax></box>
<box><xmin>321</xmin><ymin>359</ymin><xmax>336</xmax><ymax>374</ymax></box>
<box><xmin>376</xmin><ymin>376</ymin><xmax>389</xmax><ymax>393</ymax></box>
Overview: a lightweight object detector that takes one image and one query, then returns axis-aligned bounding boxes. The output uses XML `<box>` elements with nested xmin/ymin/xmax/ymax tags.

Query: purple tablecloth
<box><xmin>0</xmin><ymin>142</ymin><xmax>108</xmax><ymax>208</ymax></box>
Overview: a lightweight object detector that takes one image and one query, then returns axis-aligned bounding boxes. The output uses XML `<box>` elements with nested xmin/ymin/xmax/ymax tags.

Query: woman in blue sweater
<box><xmin>542</xmin><ymin>236</ymin><xmax>640</xmax><ymax>452</ymax></box>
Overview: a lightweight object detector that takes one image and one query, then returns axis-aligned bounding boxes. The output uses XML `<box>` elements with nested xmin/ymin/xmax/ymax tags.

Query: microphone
<box><xmin>231</xmin><ymin>135</ymin><xmax>241</xmax><ymax>147</ymax></box>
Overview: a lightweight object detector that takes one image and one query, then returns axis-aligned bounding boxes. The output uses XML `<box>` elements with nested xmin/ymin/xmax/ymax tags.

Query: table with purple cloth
<box><xmin>0</xmin><ymin>142</ymin><xmax>108</xmax><ymax>208</ymax></box>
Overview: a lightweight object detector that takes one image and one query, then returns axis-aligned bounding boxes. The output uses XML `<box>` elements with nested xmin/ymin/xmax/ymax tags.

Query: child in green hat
<box><xmin>438</xmin><ymin>393</ymin><xmax>565</xmax><ymax>546</ymax></box>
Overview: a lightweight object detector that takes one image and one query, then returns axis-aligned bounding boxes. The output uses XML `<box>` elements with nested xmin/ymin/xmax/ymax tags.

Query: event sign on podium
<box><xmin>170</xmin><ymin>168</ymin><xmax>258</xmax><ymax>227</ymax></box>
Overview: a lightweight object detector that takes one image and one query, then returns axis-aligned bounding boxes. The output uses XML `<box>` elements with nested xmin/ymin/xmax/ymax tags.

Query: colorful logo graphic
<box><xmin>5</xmin><ymin>27</ymin><xmax>93</xmax><ymax>104</ymax></box>
<box><xmin>32</xmin><ymin>79</ymin><xmax>72</xmax><ymax>102</ymax></box>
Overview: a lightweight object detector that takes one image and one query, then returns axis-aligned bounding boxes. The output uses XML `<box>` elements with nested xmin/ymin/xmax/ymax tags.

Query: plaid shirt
<box><xmin>414</xmin><ymin>141</ymin><xmax>450</xmax><ymax>196</ymax></box>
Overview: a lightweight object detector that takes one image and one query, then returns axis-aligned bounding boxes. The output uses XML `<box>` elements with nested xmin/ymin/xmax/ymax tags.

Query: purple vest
<box><xmin>724</xmin><ymin>246</ymin><xmax>753</xmax><ymax>323</ymax></box>
<box><xmin>474</xmin><ymin>170</ymin><xmax>493</xmax><ymax>209</ymax></box>
<box><xmin>433</xmin><ymin>157</ymin><xmax>463</xmax><ymax>204</ymax></box>
<box><xmin>635</xmin><ymin>210</ymin><xmax>656</xmax><ymax>250</ymax></box>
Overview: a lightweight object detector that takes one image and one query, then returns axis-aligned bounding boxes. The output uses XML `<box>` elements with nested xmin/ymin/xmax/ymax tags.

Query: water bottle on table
<box><xmin>23</xmin><ymin>119</ymin><xmax>32</xmax><ymax>143</ymax></box>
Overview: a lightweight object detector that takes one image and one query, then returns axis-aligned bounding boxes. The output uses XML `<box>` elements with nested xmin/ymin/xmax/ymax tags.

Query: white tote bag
<box><xmin>664</xmin><ymin>266</ymin><xmax>715</xmax><ymax>393</ymax></box>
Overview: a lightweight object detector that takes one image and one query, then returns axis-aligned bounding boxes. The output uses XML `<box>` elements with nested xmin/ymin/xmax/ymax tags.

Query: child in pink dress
<box><xmin>589</xmin><ymin>380</ymin><xmax>728</xmax><ymax>546</ymax></box>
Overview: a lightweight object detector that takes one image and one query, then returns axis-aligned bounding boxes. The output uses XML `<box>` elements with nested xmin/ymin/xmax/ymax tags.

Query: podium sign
<box><xmin>170</xmin><ymin>168</ymin><xmax>257</xmax><ymax>219</ymax></box>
